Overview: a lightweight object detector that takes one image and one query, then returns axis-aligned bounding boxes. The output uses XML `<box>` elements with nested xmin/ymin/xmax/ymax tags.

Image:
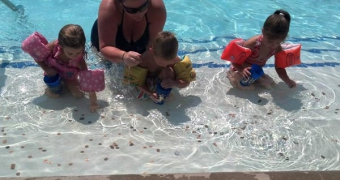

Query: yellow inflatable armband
<box><xmin>173</xmin><ymin>55</ymin><xmax>196</xmax><ymax>82</ymax></box>
<box><xmin>123</xmin><ymin>65</ymin><xmax>148</xmax><ymax>87</ymax></box>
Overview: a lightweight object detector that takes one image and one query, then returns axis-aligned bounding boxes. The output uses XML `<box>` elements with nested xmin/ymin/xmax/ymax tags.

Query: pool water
<box><xmin>1</xmin><ymin>0</ymin><xmax>340</xmax><ymax>177</ymax></box>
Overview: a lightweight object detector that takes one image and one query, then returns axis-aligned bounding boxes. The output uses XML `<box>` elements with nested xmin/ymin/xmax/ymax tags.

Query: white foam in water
<box><xmin>1</xmin><ymin>0</ymin><xmax>340</xmax><ymax>178</ymax></box>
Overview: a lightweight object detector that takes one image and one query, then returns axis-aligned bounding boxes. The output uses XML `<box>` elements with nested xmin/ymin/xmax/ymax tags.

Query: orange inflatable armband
<box><xmin>275</xmin><ymin>44</ymin><xmax>302</xmax><ymax>68</ymax></box>
<box><xmin>221</xmin><ymin>38</ymin><xmax>252</xmax><ymax>65</ymax></box>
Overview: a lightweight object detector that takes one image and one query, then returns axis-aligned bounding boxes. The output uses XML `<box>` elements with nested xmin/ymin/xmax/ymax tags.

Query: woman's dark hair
<box><xmin>263</xmin><ymin>9</ymin><xmax>291</xmax><ymax>40</ymax></box>
<box><xmin>58</xmin><ymin>24</ymin><xmax>86</xmax><ymax>49</ymax></box>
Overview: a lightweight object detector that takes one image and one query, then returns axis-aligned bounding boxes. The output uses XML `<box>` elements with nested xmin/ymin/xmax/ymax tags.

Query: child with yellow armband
<box><xmin>123</xmin><ymin>31</ymin><xmax>196</xmax><ymax>104</ymax></box>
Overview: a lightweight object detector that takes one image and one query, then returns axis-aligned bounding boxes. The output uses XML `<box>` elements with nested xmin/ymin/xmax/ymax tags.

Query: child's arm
<box><xmin>231</xmin><ymin>63</ymin><xmax>246</xmax><ymax>72</ymax></box>
<box><xmin>243</xmin><ymin>35</ymin><xmax>258</xmax><ymax>50</ymax></box>
<box><xmin>38</xmin><ymin>41</ymin><xmax>57</xmax><ymax>76</ymax></box>
<box><xmin>77</xmin><ymin>57</ymin><xmax>88</xmax><ymax>70</ymax></box>
<box><xmin>232</xmin><ymin>35</ymin><xmax>259</xmax><ymax>78</ymax></box>
<box><xmin>231</xmin><ymin>62</ymin><xmax>252</xmax><ymax>79</ymax></box>
<box><xmin>137</xmin><ymin>85</ymin><xmax>158</xmax><ymax>100</ymax></box>
<box><xmin>37</xmin><ymin>61</ymin><xmax>57</xmax><ymax>76</ymax></box>
<box><xmin>275</xmin><ymin>67</ymin><xmax>296</xmax><ymax>88</ymax></box>
<box><xmin>89</xmin><ymin>91</ymin><xmax>98</xmax><ymax>112</ymax></box>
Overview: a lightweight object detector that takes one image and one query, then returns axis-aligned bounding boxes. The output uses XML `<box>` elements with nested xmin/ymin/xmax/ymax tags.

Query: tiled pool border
<box><xmin>1</xmin><ymin>171</ymin><xmax>340</xmax><ymax>180</ymax></box>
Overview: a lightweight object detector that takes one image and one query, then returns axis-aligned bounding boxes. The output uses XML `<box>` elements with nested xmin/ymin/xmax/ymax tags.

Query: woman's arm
<box><xmin>174</xmin><ymin>80</ymin><xmax>190</xmax><ymax>88</ymax></box>
<box><xmin>274</xmin><ymin>46</ymin><xmax>296</xmax><ymax>88</ymax></box>
<box><xmin>146</xmin><ymin>0</ymin><xmax>166</xmax><ymax>48</ymax></box>
<box><xmin>97</xmin><ymin>0</ymin><xmax>125</xmax><ymax>63</ymax></box>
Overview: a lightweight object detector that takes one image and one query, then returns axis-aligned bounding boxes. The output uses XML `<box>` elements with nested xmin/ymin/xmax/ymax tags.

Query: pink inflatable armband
<box><xmin>78</xmin><ymin>70</ymin><xmax>105</xmax><ymax>92</ymax></box>
<box><xmin>275</xmin><ymin>44</ymin><xmax>302</xmax><ymax>68</ymax></box>
<box><xmin>221</xmin><ymin>38</ymin><xmax>252</xmax><ymax>65</ymax></box>
<box><xmin>21</xmin><ymin>32</ymin><xmax>50</xmax><ymax>62</ymax></box>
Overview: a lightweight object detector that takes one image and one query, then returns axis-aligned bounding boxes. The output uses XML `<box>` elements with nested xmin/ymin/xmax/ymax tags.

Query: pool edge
<box><xmin>1</xmin><ymin>171</ymin><xmax>340</xmax><ymax>180</ymax></box>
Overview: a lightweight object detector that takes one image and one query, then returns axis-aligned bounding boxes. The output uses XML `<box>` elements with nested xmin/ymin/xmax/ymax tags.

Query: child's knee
<box><xmin>227</xmin><ymin>69</ymin><xmax>255</xmax><ymax>90</ymax></box>
<box><xmin>257</xmin><ymin>74</ymin><xmax>275</xmax><ymax>89</ymax></box>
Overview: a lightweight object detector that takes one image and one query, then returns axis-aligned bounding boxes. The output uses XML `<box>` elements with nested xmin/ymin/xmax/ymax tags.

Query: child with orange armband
<box><xmin>22</xmin><ymin>24</ymin><xmax>105</xmax><ymax>112</ymax></box>
<box><xmin>221</xmin><ymin>9</ymin><xmax>301</xmax><ymax>90</ymax></box>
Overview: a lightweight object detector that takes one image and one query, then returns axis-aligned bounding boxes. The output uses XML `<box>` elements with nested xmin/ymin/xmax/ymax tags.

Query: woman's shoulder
<box><xmin>101</xmin><ymin>0</ymin><xmax>118</xmax><ymax>8</ymax></box>
<box><xmin>147</xmin><ymin>0</ymin><xmax>166</xmax><ymax>17</ymax></box>
<box><xmin>150</xmin><ymin>0</ymin><xmax>166</xmax><ymax>7</ymax></box>
<box><xmin>99</xmin><ymin>0</ymin><xmax>121</xmax><ymax>17</ymax></box>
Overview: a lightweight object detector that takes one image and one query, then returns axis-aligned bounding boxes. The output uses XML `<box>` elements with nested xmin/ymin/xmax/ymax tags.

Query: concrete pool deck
<box><xmin>1</xmin><ymin>171</ymin><xmax>340</xmax><ymax>180</ymax></box>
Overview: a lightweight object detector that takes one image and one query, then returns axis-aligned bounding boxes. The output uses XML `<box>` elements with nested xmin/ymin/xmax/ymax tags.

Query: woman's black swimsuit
<box><xmin>91</xmin><ymin>11</ymin><xmax>149</xmax><ymax>54</ymax></box>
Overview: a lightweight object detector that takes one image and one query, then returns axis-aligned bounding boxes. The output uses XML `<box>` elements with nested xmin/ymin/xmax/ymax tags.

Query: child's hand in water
<box><xmin>44</xmin><ymin>67</ymin><xmax>57</xmax><ymax>76</ymax></box>
<box><xmin>285</xmin><ymin>79</ymin><xmax>297</xmax><ymax>88</ymax></box>
<box><xmin>150</xmin><ymin>93</ymin><xmax>161</xmax><ymax>103</ymax></box>
<box><xmin>90</xmin><ymin>102</ymin><xmax>99</xmax><ymax>112</ymax></box>
<box><xmin>161</xmin><ymin>79</ymin><xmax>177</xmax><ymax>89</ymax></box>
<box><xmin>242</xmin><ymin>67</ymin><xmax>252</xmax><ymax>79</ymax></box>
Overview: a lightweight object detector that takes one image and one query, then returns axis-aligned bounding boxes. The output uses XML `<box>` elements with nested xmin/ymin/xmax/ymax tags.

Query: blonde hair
<box><xmin>152</xmin><ymin>31</ymin><xmax>178</xmax><ymax>61</ymax></box>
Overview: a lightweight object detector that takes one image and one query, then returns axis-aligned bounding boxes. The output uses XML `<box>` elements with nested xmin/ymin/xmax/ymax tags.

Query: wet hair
<box><xmin>58</xmin><ymin>24</ymin><xmax>86</xmax><ymax>49</ymax></box>
<box><xmin>152</xmin><ymin>31</ymin><xmax>178</xmax><ymax>61</ymax></box>
<box><xmin>263</xmin><ymin>9</ymin><xmax>291</xmax><ymax>40</ymax></box>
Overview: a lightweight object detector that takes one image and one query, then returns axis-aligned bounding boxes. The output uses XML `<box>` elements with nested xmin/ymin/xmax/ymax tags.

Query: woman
<box><xmin>91</xmin><ymin>0</ymin><xmax>166</xmax><ymax>69</ymax></box>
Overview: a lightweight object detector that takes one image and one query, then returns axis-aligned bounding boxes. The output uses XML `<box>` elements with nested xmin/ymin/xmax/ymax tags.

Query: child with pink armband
<box><xmin>221</xmin><ymin>9</ymin><xmax>301</xmax><ymax>90</ymax></box>
<box><xmin>22</xmin><ymin>24</ymin><xmax>105</xmax><ymax>112</ymax></box>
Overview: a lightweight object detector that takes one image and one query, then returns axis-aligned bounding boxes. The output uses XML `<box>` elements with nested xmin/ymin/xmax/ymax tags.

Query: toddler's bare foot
<box><xmin>45</xmin><ymin>88</ymin><xmax>60</xmax><ymax>98</ymax></box>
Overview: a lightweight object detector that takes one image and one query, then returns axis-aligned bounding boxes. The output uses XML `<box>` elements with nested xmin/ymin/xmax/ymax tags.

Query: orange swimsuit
<box><xmin>245</xmin><ymin>35</ymin><xmax>276</xmax><ymax>67</ymax></box>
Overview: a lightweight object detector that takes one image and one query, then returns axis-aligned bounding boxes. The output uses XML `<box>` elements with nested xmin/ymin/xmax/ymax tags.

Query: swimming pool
<box><xmin>1</xmin><ymin>0</ymin><xmax>340</xmax><ymax>178</ymax></box>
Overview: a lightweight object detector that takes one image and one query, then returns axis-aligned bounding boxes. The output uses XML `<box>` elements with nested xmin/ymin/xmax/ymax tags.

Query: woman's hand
<box><xmin>123</xmin><ymin>51</ymin><xmax>142</xmax><ymax>66</ymax></box>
